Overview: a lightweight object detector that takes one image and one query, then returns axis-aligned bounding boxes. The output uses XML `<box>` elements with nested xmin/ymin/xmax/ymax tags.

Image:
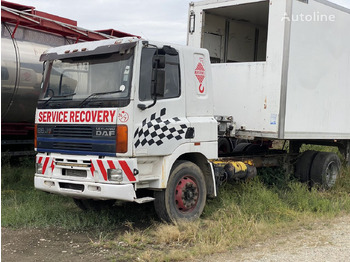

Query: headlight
<box><xmin>36</xmin><ymin>163</ymin><xmax>43</xmax><ymax>174</ymax></box>
<box><xmin>108</xmin><ymin>168</ymin><xmax>123</xmax><ymax>182</ymax></box>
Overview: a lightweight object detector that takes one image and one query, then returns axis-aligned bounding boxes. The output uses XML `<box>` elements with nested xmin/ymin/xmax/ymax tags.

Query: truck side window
<box><xmin>139</xmin><ymin>47</ymin><xmax>180</xmax><ymax>101</ymax></box>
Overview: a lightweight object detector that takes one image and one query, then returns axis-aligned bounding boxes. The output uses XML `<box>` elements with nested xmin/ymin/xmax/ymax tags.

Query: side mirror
<box><xmin>154</xmin><ymin>69</ymin><xmax>165</xmax><ymax>97</ymax></box>
<box><xmin>163</xmin><ymin>46</ymin><xmax>178</xmax><ymax>56</ymax></box>
<box><xmin>153</xmin><ymin>55</ymin><xmax>165</xmax><ymax>69</ymax></box>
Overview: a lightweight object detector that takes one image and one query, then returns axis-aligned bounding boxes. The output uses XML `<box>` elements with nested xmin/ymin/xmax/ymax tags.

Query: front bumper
<box><xmin>34</xmin><ymin>176</ymin><xmax>137</xmax><ymax>201</ymax></box>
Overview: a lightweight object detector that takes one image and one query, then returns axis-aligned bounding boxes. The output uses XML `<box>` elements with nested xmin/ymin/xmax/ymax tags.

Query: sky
<box><xmin>6</xmin><ymin>0</ymin><xmax>350</xmax><ymax>45</ymax></box>
<box><xmin>6</xmin><ymin>0</ymin><xmax>191</xmax><ymax>44</ymax></box>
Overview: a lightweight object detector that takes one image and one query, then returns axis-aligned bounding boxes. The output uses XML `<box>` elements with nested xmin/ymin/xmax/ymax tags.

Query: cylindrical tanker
<box><xmin>1</xmin><ymin>22</ymin><xmax>74</xmax><ymax>126</ymax></box>
<box><xmin>1</xmin><ymin>1</ymin><xmax>136</xmax><ymax>155</ymax></box>
<box><xmin>1</xmin><ymin>0</ymin><xmax>139</xmax><ymax>155</ymax></box>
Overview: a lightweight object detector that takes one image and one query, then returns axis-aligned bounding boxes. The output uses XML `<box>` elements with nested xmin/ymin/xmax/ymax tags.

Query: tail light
<box><xmin>116</xmin><ymin>125</ymin><xmax>128</xmax><ymax>153</ymax></box>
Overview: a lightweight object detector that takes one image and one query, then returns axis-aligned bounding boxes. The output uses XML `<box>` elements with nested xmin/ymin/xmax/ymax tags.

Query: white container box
<box><xmin>188</xmin><ymin>0</ymin><xmax>350</xmax><ymax>139</ymax></box>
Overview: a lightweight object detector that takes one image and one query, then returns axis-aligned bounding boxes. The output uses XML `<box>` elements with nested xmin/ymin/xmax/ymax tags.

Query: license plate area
<box><xmin>63</xmin><ymin>169</ymin><xmax>87</xmax><ymax>178</ymax></box>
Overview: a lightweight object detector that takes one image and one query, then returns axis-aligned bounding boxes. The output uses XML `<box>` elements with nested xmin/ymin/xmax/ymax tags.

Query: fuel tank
<box><xmin>1</xmin><ymin>23</ymin><xmax>73</xmax><ymax>124</ymax></box>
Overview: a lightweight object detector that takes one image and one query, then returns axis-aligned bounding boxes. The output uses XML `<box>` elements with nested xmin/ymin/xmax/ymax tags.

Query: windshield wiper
<box><xmin>78</xmin><ymin>90</ymin><xmax>123</xmax><ymax>108</ymax></box>
<box><xmin>41</xmin><ymin>93</ymin><xmax>76</xmax><ymax>107</ymax></box>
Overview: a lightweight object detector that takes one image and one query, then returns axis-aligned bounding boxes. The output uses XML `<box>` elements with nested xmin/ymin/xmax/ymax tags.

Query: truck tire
<box><xmin>232</xmin><ymin>143</ymin><xmax>267</xmax><ymax>155</ymax></box>
<box><xmin>154</xmin><ymin>161</ymin><xmax>207</xmax><ymax>223</ymax></box>
<box><xmin>218</xmin><ymin>137</ymin><xmax>232</xmax><ymax>155</ymax></box>
<box><xmin>310</xmin><ymin>152</ymin><xmax>341</xmax><ymax>189</ymax></box>
<box><xmin>232</xmin><ymin>143</ymin><xmax>251</xmax><ymax>153</ymax></box>
<box><xmin>295</xmin><ymin>150</ymin><xmax>318</xmax><ymax>184</ymax></box>
<box><xmin>73</xmin><ymin>198</ymin><xmax>115</xmax><ymax>211</ymax></box>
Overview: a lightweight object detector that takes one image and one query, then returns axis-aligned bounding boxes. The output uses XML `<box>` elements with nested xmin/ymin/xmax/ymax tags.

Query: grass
<box><xmin>1</xmin><ymin>157</ymin><xmax>157</xmax><ymax>230</ymax></box>
<box><xmin>2</xmin><ymin>156</ymin><xmax>350</xmax><ymax>261</ymax></box>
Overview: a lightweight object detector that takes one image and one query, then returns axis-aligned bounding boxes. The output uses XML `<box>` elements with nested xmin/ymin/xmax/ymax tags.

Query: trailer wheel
<box><xmin>295</xmin><ymin>150</ymin><xmax>317</xmax><ymax>183</ymax></box>
<box><xmin>232</xmin><ymin>143</ymin><xmax>251</xmax><ymax>153</ymax></box>
<box><xmin>73</xmin><ymin>199</ymin><xmax>115</xmax><ymax>211</ymax></box>
<box><xmin>310</xmin><ymin>152</ymin><xmax>341</xmax><ymax>189</ymax></box>
<box><xmin>154</xmin><ymin>161</ymin><xmax>207</xmax><ymax>223</ymax></box>
<box><xmin>232</xmin><ymin>143</ymin><xmax>267</xmax><ymax>155</ymax></box>
<box><xmin>218</xmin><ymin>137</ymin><xmax>232</xmax><ymax>155</ymax></box>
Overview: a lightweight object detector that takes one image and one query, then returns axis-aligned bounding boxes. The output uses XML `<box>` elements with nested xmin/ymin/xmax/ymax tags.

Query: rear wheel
<box><xmin>218</xmin><ymin>137</ymin><xmax>232</xmax><ymax>155</ymax></box>
<box><xmin>232</xmin><ymin>143</ymin><xmax>267</xmax><ymax>155</ymax></box>
<box><xmin>154</xmin><ymin>161</ymin><xmax>207</xmax><ymax>223</ymax></box>
<box><xmin>310</xmin><ymin>152</ymin><xmax>341</xmax><ymax>189</ymax></box>
<box><xmin>295</xmin><ymin>150</ymin><xmax>318</xmax><ymax>184</ymax></box>
<box><xmin>232</xmin><ymin>143</ymin><xmax>251</xmax><ymax>153</ymax></box>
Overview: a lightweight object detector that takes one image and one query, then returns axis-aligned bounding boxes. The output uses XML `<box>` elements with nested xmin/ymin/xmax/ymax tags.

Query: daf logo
<box><xmin>96</xmin><ymin>130</ymin><xmax>115</xmax><ymax>136</ymax></box>
<box><xmin>95</xmin><ymin>127</ymin><xmax>116</xmax><ymax>137</ymax></box>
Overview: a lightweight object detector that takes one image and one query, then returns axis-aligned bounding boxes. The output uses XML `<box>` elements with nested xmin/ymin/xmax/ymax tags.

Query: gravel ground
<box><xmin>199</xmin><ymin>215</ymin><xmax>350</xmax><ymax>262</ymax></box>
<box><xmin>2</xmin><ymin>215</ymin><xmax>350</xmax><ymax>261</ymax></box>
<box><xmin>1</xmin><ymin>228</ymin><xmax>109</xmax><ymax>262</ymax></box>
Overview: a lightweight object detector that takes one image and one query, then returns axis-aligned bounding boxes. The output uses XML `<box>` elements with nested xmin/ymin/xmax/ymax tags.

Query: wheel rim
<box><xmin>324</xmin><ymin>161</ymin><xmax>338</xmax><ymax>187</ymax></box>
<box><xmin>175</xmin><ymin>176</ymin><xmax>199</xmax><ymax>213</ymax></box>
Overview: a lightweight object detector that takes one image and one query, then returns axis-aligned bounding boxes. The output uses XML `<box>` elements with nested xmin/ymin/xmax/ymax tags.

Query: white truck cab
<box><xmin>34</xmin><ymin>37</ymin><xmax>228</xmax><ymax>222</ymax></box>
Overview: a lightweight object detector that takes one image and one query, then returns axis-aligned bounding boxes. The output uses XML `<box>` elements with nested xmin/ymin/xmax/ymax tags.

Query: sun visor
<box><xmin>40</xmin><ymin>41</ymin><xmax>137</xmax><ymax>61</ymax></box>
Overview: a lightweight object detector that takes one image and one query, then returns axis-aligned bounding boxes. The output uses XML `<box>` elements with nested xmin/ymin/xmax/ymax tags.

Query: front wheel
<box><xmin>154</xmin><ymin>161</ymin><xmax>207</xmax><ymax>223</ymax></box>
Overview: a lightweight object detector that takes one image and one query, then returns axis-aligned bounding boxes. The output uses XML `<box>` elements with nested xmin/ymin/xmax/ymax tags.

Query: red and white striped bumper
<box><xmin>34</xmin><ymin>154</ymin><xmax>139</xmax><ymax>201</ymax></box>
<box><xmin>90</xmin><ymin>159</ymin><xmax>137</xmax><ymax>182</ymax></box>
<box><xmin>36</xmin><ymin>156</ymin><xmax>55</xmax><ymax>175</ymax></box>
<box><xmin>35</xmin><ymin>155</ymin><xmax>138</xmax><ymax>183</ymax></box>
<box><xmin>34</xmin><ymin>176</ymin><xmax>137</xmax><ymax>201</ymax></box>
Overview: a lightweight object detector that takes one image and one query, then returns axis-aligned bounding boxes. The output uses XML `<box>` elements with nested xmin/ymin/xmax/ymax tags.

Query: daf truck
<box><xmin>34</xmin><ymin>0</ymin><xmax>350</xmax><ymax>222</ymax></box>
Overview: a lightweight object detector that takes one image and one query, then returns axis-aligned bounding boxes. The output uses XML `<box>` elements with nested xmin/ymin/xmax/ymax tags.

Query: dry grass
<box><xmin>2</xmin><ymin>156</ymin><xmax>350</xmax><ymax>262</ymax></box>
<box><xmin>98</xmin><ymin>167</ymin><xmax>350</xmax><ymax>262</ymax></box>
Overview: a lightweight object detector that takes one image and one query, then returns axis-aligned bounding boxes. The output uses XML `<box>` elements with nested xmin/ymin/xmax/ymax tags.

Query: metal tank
<box><xmin>1</xmin><ymin>1</ymin><xmax>136</xmax><ymax>155</ymax></box>
<box><xmin>1</xmin><ymin>23</ymin><xmax>73</xmax><ymax>126</ymax></box>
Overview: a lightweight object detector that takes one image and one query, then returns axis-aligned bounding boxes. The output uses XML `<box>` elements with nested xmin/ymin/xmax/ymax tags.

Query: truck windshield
<box><xmin>38</xmin><ymin>49</ymin><xmax>134</xmax><ymax>108</ymax></box>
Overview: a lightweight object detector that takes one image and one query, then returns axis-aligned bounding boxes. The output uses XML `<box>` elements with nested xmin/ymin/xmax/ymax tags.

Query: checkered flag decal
<box><xmin>134</xmin><ymin>108</ymin><xmax>188</xmax><ymax>148</ymax></box>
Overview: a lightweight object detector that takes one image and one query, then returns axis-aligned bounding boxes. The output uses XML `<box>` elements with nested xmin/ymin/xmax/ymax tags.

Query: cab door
<box><xmin>133</xmin><ymin>45</ymin><xmax>189</xmax><ymax>156</ymax></box>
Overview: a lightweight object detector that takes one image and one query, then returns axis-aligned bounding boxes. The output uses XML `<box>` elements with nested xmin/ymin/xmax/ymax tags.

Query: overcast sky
<box><xmin>6</xmin><ymin>0</ymin><xmax>350</xmax><ymax>45</ymax></box>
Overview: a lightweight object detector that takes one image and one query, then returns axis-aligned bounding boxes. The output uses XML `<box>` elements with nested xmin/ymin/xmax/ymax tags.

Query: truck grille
<box><xmin>53</xmin><ymin>126</ymin><xmax>93</xmax><ymax>138</ymax></box>
<box><xmin>62</xmin><ymin>169</ymin><xmax>87</xmax><ymax>178</ymax></box>
<box><xmin>53</xmin><ymin>142</ymin><xmax>93</xmax><ymax>151</ymax></box>
<box><xmin>37</xmin><ymin>124</ymin><xmax>116</xmax><ymax>155</ymax></box>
